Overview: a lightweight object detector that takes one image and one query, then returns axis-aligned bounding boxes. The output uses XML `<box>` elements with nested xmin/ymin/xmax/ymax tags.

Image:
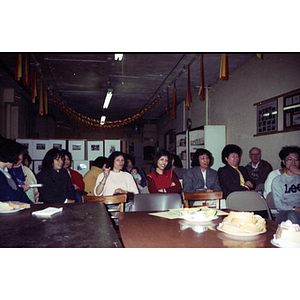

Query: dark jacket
<box><xmin>183</xmin><ymin>167</ymin><xmax>221</xmax><ymax>192</ymax></box>
<box><xmin>36</xmin><ymin>167</ymin><xmax>76</xmax><ymax>204</ymax></box>
<box><xmin>245</xmin><ymin>159</ymin><xmax>273</xmax><ymax>185</ymax></box>
<box><xmin>0</xmin><ymin>170</ymin><xmax>31</xmax><ymax>203</ymax></box>
<box><xmin>218</xmin><ymin>164</ymin><xmax>255</xmax><ymax>199</ymax></box>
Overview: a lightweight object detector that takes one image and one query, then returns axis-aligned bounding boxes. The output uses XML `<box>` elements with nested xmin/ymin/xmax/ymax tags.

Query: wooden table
<box><xmin>0</xmin><ymin>202</ymin><xmax>122</xmax><ymax>248</ymax></box>
<box><xmin>119</xmin><ymin>212</ymin><xmax>279</xmax><ymax>248</ymax></box>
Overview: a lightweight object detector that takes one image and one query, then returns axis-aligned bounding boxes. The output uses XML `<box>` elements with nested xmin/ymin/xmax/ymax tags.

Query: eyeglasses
<box><xmin>285</xmin><ymin>157</ymin><xmax>299</xmax><ymax>163</ymax></box>
<box><xmin>250</xmin><ymin>153</ymin><xmax>261</xmax><ymax>156</ymax></box>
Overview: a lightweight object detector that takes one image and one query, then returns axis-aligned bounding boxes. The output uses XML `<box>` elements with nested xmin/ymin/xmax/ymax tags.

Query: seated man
<box><xmin>272</xmin><ymin>146</ymin><xmax>300</xmax><ymax>225</ymax></box>
<box><xmin>245</xmin><ymin>147</ymin><xmax>273</xmax><ymax>186</ymax></box>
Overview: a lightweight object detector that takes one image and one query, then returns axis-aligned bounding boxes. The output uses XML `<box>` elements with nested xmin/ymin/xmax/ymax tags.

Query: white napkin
<box><xmin>32</xmin><ymin>207</ymin><xmax>63</xmax><ymax>217</ymax></box>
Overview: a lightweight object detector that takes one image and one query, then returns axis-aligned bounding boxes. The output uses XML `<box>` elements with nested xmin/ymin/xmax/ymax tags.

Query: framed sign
<box><xmin>256</xmin><ymin>99</ymin><xmax>278</xmax><ymax>134</ymax></box>
<box><xmin>87</xmin><ymin>141</ymin><xmax>104</xmax><ymax>161</ymax></box>
<box><xmin>104</xmin><ymin>140</ymin><xmax>120</xmax><ymax>157</ymax></box>
<box><xmin>68</xmin><ymin>140</ymin><xmax>85</xmax><ymax>160</ymax></box>
<box><xmin>284</xmin><ymin>91</ymin><xmax>300</xmax><ymax>130</ymax></box>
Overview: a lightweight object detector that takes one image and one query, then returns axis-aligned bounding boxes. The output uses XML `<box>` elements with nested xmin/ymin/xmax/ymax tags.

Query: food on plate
<box><xmin>8</xmin><ymin>201</ymin><xmax>30</xmax><ymax>209</ymax></box>
<box><xmin>274</xmin><ymin>220</ymin><xmax>300</xmax><ymax>244</ymax></box>
<box><xmin>180</xmin><ymin>207</ymin><xmax>216</xmax><ymax>220</ymax></box>
<box><xmin>219</xmin><ymin>211</ymin><xmax>266</xmax><ymax>234</ymax></box>
<box><xmin>0</xmin><ymin>201</ymin><xmax>13</xmax><ymax>211</ymax></box>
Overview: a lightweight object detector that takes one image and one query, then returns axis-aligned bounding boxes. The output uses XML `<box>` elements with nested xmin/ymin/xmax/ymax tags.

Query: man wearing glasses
<box><xmin>245</xmin><ymin>147</ymin><xmax>273</xmax><ymax>186</ymax></box>
<box><xmin>272</xmin><ymin>146</ymin><xmax>300</xmax><ymax>225</ymax></box>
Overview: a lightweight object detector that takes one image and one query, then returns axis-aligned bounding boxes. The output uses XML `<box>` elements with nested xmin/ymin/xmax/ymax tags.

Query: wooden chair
<box><xmin>182</xmin><ymin>191</ymin><xmax>223</xmax><ymax>209</ymax></box>
<box><xmin>82</xmin><ymin>194</ymin><xmax>127</xmax><ymax>222</ymax></box>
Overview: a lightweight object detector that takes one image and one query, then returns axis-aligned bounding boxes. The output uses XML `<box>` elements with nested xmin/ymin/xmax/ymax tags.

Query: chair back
<box><xmin>226</xmin><ymin>191</ymin><xmax>272</xmax><ymax>220</ymax></box>
<box><xmin>266</xmin><ymin>192</ymin><xmax>276</xmax><ymax>209</ymax></box>
<box><xmin>182</xmin><ymin>191</ymin><xmax>223</xmax><ymax>209</ymax></box>
<box><xmin>255</xmin><ymin>183</ymin><xmax>264</xmax><ymax>193</ymax></box>
<box><xmin>82</xmin><ymin>194</ymin><xmax>127</xmax><ymax>219</ymax></box>
<box><xmin>133</xmin><ymin>193</ymin><xmax>182</xmax><ymax>212</ymax></box>
<box><xmin>140</xmin><ymin>186</ymin><xmax>149</xmax><ymax>194</ymax></box>
<box><xmin>266</xmin><ymin>192</ymin><xmax>278</xmax><ymax>220</ymax></box>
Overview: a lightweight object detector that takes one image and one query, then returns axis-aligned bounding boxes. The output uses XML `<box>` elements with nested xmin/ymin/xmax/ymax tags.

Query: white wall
<box><xmin>209</xmin><ymin>53</ymin><xmax>300</xmax><ymax>169</ymax></box>
<box><xmin>157</xmin><ymin>53</ymin><xmax>300</xmax><ymax>170</ymax></box>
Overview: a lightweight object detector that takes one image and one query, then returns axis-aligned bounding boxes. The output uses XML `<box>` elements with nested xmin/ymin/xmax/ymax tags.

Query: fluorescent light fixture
<box><xmin>283</xmin><ymin>103</ymin><xmax>300</xmax><ymax>110</ymax></box>
<box><xmin>263</xmin><ymin>111</ymin><xmax>277</xmax><ymax>117</ymax></box>
<box><xmin>100</xmin><ymin>115</ymin><xmax>106</xmax><ymax>125</ymax></box>
<box><xmin>103</xmin><ymin>89</ymin><xmax>113</xmax><ymax>109</ymax></box>
<box><xmin>114</xmin><ymin>54</ymin><xmax>123</xmax><ymax>61</ymax></box>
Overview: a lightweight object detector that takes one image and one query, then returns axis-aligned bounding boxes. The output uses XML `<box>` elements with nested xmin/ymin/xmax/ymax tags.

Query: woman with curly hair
<box><xmin>218</xmin><ymin>144</ymin><xmax>255</xmax><ymax>199</ymax></box>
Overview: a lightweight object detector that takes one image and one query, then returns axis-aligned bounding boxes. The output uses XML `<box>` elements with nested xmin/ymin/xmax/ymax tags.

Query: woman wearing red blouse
<box><xmin>62</xmin><ymin>150</ymin><xmax>85</xmax><ymax>202</ymax></box>
<box><xmin>147</xmin><ymin>150</ymin><xmax>182</xmax><ymax>193</ymax></box>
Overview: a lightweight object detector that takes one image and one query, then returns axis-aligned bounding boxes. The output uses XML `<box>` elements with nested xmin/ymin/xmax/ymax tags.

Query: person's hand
<box><xmin>21</xmin><ymin>184</ymin><xmax>31</xmax><ymax>192</ymax></box>
<box><xmin>73</xmin><ymin>183</ymin><xmax>80</xmax><ymax>190</ymax></box>
<box><xmin>103</xmin><ymin>167</ymin><xmax>111</xmax><ymax>179</ymax></box>
<box><xmin>289</xmin><ymin>165</ymin><xmax>300</xmax><ymax>175</ymax></box>
<box><xmin>114</xmin><ymin>188</ymin><xmax>126</xmax><ymax>194</ymax></box>
<box><xmin>245</xmin><ymin>181</ymin><xmax>253</xmax><ymax>189</ymax></box>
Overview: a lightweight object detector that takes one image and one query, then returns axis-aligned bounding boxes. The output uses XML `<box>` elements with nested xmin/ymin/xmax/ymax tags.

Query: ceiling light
<box><xmin>114</xmin><ymin>54</ymin><xmax>123</xmax><ymax>61</ymax></box>
<box><xmin>100</xmin><ymin>115</ymin><xmax>106</xmax><ymax>125</ymax></box>
<box><xmin>103</xmin><ymin>89</ymin><xmax>113</xmax><ymax>109</ymax></box>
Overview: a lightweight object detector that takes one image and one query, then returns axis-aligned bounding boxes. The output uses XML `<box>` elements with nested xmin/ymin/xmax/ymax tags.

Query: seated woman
<box><xmin>0</xmin><ymin>139</ymin><xmax>32</xmax><ymax>203</ymax></box>
<box><xmin>218</xmin><ymin>144</ymin><xmax>255</xmax><ymax>199</ymax></box>
<box><xmin>36</xmin><ymin>148</ymin><xmax>77</xmax><ymax>204</ymax></box>
<box><xmin>61</xmin><ymin>149</ymin><xmax>85</xmax><ymax>202</ymax></box>
<box><xmin>94</xmin><ymin>151</ymin><xmax>138</xmax><ymax>214</ymax></box>
<box><xmin>183</xmin><ymin>148</ymin><xmax>221</xmax><ymax>192</ymax></box>
<box><xmin>147</xmin><ymin>150</ymin><xmax>182</xmax><ymax>194</ymax></box>
<box><xmin>83</xmin><ymin>156</ymin><xmax>107</xmax><ymax>196</ymax></box>
<box><xmin>11</xmin><ymin>143</ymin><xmax>39</xmax><ymax>202</ymax></box>
<box><xmin>125</xmin><ymin>154</ymin><xmax>147</xmax><ymax>188</ymax></box>
<box><xmin>171</xmin><ymin>154</ymin><xmax>186</xmax><ymax>180</ymax></box>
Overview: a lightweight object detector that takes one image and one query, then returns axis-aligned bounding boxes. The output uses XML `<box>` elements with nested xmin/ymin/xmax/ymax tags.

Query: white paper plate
<box><xmin>217</xmin><ymin>225</ymin><xmax>267</xmax><ymax>237</ymax></box>
<box><xmin>180</xmin><ymin>214</ymin><xmax>218</xmax><ymax>222</ymax></box>
<box><xmin>270</xmin><ymin>237</ymin><xmax>300</xmax><ymax>248</ymax></box>
<box><xmin>0</xmin><ymin>208</ymin><xmax>25</xmax><ymax>214</ymax></box>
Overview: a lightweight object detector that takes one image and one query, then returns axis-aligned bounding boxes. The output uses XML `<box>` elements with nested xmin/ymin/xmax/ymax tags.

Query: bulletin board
<box><xmin>256</xmin><ymin>99</ymin><xmax>278</xmax><ymax>134</ymax></box>
<box><xmin>284</xmin><ymin>91</ymin><xmax>300</xmax><ymax>129</ymax></box>
<box><xmin>87</xmin><ymin>141</ymin><xmax>104</xmax><ymax>161</ymax></box>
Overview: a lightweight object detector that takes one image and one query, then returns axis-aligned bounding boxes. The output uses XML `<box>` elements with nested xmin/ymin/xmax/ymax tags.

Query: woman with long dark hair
<box><xmin>36</xmin><ymin>148</ymin><xmax>77</xmax><ymax>204</ymax></box>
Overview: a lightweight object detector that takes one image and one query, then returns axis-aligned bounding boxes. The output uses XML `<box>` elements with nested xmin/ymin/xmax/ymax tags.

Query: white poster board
<box><xmin>16</xmin><ymin>139</ymin><xmax>33</xmax><ymax>155</ymax></box>
<box><xmin>32</xmin><ymin>140</ymin><xmax>51</xmax><ymax>160</ymax></box>
<box><xmin>87</xmin><ymin>141</ymin><xmax>104</xmax><ymax>161</ymax></box>
<box><xmin>49</xmin><ymin>140</ymin><xmax>66</xmax><ymax>151</ymax></box>
<box><xmin>34</xmin><ymin>160</ymin><xmax>43</xmax><ymax>175</ymax></box>
<box><xmin>73</xmin><ymin>160</ymin><xmax>89</xmax><ymax>177</ymax></box>
<box><xmin>104</xmin><ymin>140</ymin><xmax>120</xmax><ymax>157</ymax></box>
<box><xmin>68</xmin><ymin>140</ymin><xmax>85</xmax><ymax>161</ymax></box>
